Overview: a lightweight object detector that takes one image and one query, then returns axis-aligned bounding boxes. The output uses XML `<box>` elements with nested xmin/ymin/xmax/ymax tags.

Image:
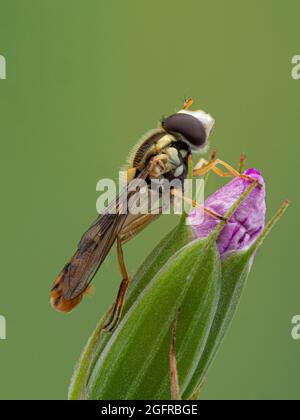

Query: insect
<box><xmin>50</xmin><ymin>99</ymin><xmax>255</xmax><ymax>331</ymax></box>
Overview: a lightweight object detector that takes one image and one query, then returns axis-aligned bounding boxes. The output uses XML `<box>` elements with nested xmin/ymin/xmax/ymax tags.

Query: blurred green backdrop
<box><xmin>0</xmin><ymin>0</ymin><xmax>298</xmax><ymax>400</ymax></box>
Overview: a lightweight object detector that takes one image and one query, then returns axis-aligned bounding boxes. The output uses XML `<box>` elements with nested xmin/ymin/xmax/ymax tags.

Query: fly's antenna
<box><xmin>183</xmin><ymin>98</ymin><xmax>193</xmax><ymax>110</ymax></box>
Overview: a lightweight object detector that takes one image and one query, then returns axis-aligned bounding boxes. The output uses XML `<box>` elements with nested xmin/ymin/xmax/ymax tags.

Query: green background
<box><xmin>0</xmin><ymin>0</ymin><xmax>298</xmax><ymax>400</ymax></box>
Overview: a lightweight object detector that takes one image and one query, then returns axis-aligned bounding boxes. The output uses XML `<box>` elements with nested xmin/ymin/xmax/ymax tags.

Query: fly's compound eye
<box><xmin>162</xmin><ymin>113</ymin><xmax>208</xmax><ymax>150</ymax></box>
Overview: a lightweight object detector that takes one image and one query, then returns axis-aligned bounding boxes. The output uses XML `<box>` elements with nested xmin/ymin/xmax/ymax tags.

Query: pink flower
<box><xmin>189</xmin><ymin>169</ymin><xmax>266</xmax><ymax>257</ymax></box>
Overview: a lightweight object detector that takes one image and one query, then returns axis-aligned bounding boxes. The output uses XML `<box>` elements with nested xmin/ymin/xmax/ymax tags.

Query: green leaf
<box><xmin>184</xmin><ymin>248</ymin><xmax>253</xmax><ymax>398</ymax></box>
<box><xmin>68</xmin><ymin>187</ymin><xmax>289</xmax><ymax>401</ymax></box>
<box><xmin>68</xmin><ymin>314</ymin><xmax>107</xmax><ymax>400</ymax></box>
<box><xmin>86</xmin><ymin>236</ymin><xmax>220</xmax><ymax>400</ymax></box>
<box><xmin>69</xmin><ymin>216</ymin><xmax>193</xmax><ymax>400</ymax></box>
<box><xmin>125</xmin><ymin>216</ymin><xmax>193</xmax><ymax>311</ymax></box>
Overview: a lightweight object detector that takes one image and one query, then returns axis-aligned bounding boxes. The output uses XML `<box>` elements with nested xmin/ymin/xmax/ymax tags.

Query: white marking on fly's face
<box><xmin>178</xmin><ymin>109</ymin><xmax>215</xmax><ymax>138</ymax></box>
<box><xmin>180</xmin><ymin>149</ymin><xmax>188</xmax><ymax>158</ymax></box>
<box><xmin>166</xmin><ymin>147</ymin><xmax>181</xmax><ymax>166</ymax></box>
<box><xmin>174</xmin><ymin>165</ymin><xmax>184</xmax><ymax>178</ymax></box>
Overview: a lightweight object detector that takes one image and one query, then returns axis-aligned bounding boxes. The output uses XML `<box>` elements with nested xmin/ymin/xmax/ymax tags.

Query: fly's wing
<box><xmin>50</xmin><ymin>167</ymin><xmax>151</xmax><ymax>312</ymax></box>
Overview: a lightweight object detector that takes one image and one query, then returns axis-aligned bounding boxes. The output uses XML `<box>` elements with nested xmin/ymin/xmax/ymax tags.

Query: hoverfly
<box><xmin>51</xmin><ymin>99</ymin><xmax>255</xmax><ymax>331</ymax></box>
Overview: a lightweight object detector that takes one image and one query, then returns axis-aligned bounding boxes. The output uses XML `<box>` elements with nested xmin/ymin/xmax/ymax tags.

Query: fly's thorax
<box><xmin>126</xmin><ymin>127</ymin><xmax>191</xmax><ymax>186</ymax></box>
<box><xmin>132</xmin><ymin>131</ymin><xmax>174</xmax><ymax>169</ymax></box>
<box><xmin>128</xmin><ymin>129</ymin><xmax>165</xmax><ymax>168</ymax></box>
<box><xmin>148</xmin><ymin>141</ymin><xmax>190</xmax><ymax>183</ymax></box>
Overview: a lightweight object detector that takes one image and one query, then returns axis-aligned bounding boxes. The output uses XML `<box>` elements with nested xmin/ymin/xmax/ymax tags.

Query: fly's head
<box><xmin>161</xmin><ymin>107</ymin><xmax>215</xmax><ymax>152</ymax></box>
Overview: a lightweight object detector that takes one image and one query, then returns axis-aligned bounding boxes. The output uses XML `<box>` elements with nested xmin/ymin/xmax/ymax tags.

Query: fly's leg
<box><xmin>103</xmin><ymin>237</ymin><xmax>130</xmax><ymax>332</ymax></box>
<box><xmin>193</xmin><ymin>157</ymin><xmax>261</xmax><ymax>186</ymax></box>
<box><xmin>193</xmin><ymin>149</ymin><xmax>217</xmax><ymax>173</ymax></box>
<box><xmin>175</xmin><ymin>154</ymin><xmax>225</xmax><ymax>219</ymax></box>
<box><xmin>149</xmin><ymin>154</ymin><xmax>169</xmax><ymax>177</ymax></box>
<box><xmin>103</xmin><ymin>213</ymin><xmax>162</xmax><ymax>333</ymax></box>
<box><xmin>188</xmin><ymin>149</ymin><xmax>217</xmax><ymax>186</ymax></box>
<box><xmin>203</xmin><ymin>149</ymin><xmax>218</xmax><ymax>184</ymax></box>
<box><xmin>194</xmin><ymin>152</ymin><xmax>247</xmax><ymax>178</ymax></box>
<box><xmin>171</xmin><ymin>189</ymin><xmax>227</xmax><ymax>222</ymax></box>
